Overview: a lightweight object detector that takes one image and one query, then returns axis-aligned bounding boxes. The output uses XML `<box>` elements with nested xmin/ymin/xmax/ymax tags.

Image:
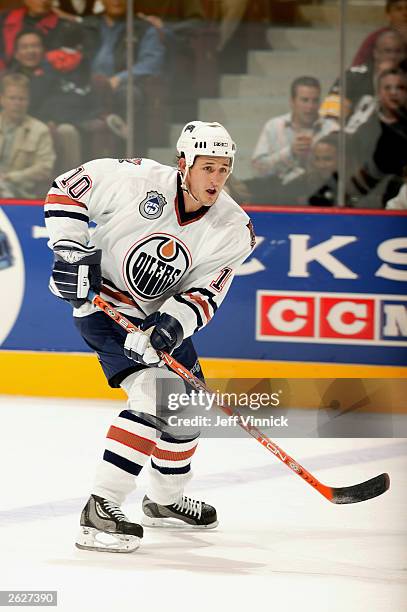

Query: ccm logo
<box><xmin>256</xmin><ymin>291</ymin><xmax>407</xmax><ymax>346</ymax></box>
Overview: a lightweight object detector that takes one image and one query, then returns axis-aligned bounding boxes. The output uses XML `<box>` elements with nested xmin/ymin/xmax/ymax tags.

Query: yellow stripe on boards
<box><xmin>0</xmin><ymin>351</ymin><xmax>125</xmax><ymax>399</ymax></box>
<box><xmin>0</xmin><ymin>352</ymin><xmax>405</xmax><ymax>405</ymax></box>
<box><xmin>200</xmin><ymin>358</ymin><xmax>407</xmax><ymax>379</ymax></box>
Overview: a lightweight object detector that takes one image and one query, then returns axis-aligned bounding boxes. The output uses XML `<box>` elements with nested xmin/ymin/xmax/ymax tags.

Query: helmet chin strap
<box><xmin>179</xmin><ymin>166</ymin><xmax>210</xmax><ymax>207</ymax></box>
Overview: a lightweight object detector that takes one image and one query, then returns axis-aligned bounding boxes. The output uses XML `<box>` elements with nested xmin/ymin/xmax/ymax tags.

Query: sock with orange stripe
<box><xmin>145</xmin><ymin>430</ymin><xmax>200</xmax><ymax>505</ymax></box>
<box><xmin>93</xmin><ymin>409</ymin><xmax>159</xmax><ymax>505</ymax></box>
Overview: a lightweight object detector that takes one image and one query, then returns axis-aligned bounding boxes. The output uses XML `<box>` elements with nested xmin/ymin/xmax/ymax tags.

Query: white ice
<box><xmin>0</xmin><ymin>396</ymin><xmax>405</xmax><ymax>612</ymax></box>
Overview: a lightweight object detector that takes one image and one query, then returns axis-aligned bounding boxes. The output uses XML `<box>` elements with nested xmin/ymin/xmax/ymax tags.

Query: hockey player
<box><xmin>45</xmin><ymin>121</ymin><xmax>255</xmax><ymax>552</ymax></box>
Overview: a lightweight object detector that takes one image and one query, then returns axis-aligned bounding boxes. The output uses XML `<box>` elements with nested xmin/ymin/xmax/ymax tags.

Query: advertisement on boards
<box><xmin>0</xmin><ymin>201</ymin><xmax>406</xmax><ymax>366</ymax></box>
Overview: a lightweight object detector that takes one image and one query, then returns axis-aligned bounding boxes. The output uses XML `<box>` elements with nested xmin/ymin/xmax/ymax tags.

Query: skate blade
<box><xmin>142</xmin><ymin>515</ymin><xmax>218</xmax><ymax>530</ymax></box>
<box><xmin>75</xmin><ymin>526</ymin><xmax>141</xmax><ymax>553</ymax></box>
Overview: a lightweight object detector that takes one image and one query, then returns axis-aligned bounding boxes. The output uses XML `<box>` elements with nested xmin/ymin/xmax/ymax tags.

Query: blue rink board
<box><xmin>0</xmin><ymin>201</ymin><xmax>406</xmax><ymax>366</ymax></box>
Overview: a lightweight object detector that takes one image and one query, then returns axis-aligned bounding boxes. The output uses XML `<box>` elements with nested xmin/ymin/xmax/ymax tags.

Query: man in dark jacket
<box><xmin>0</xmin><ymin>0</ymin><xmax>83</xmax><ymax>71</ymax></box>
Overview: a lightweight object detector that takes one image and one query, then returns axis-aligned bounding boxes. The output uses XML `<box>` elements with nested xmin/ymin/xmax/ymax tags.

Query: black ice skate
<box><xmin>142</xmin><ymin>495</ymin><xmax>218</xmax><ymax>529</ymax></box>
<box><xmin>75</xmin><ymin>494</ymin><xmax>143</xmax><ymax>553</ymax></box>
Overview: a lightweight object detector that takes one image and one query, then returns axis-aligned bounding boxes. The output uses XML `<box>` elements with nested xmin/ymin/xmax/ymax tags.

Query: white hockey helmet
<box><xmin>176</xmin><ymin>121</ymin><xmax>236</xmax><ymax>173</ymax></box>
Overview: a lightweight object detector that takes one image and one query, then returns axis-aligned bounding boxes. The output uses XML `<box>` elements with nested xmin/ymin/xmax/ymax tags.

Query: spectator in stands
<box><xmin>8</xmin><ymin>30</ymin><xmax>56</xmax><ymax>114</ymax></box>
<box><xmin>337</xmin><ymin>91</ymin><xmax>407</xmax><ymax>207</ymax></box>
<box><xmin>352</xmin><ymin>0</ymin><xmax>407</xmax><ymax>67</ymax></box>
<box><xmin>9</xmin><ymin>28</ymin><xmax>124</xmax><ymax>171</ymax></box>
<box><xmin>82</xmin><ymin>0</ymin><xmax>165</xmax><ymax>152</ymax></box>
<box><xmin>252</xmin><ymin>76</ymin><xmax>337</xmax><ymax>183</ymax></box>
<box><xmin>0</xmin><ymin>73</ymin><xmax>55</xmax><ymax>198</ymax></box>
<box><xmin>7</xmin><ymin>28</ymin><xmax>82</xmax><ymax>170</ymax></box>
<box><xmin>321</xmin><ymin>29</ymin><xmax>406</xmax><ymax>122</ymax></box>
<box><xmin>345</xmin><ymin>68</ymin><xmax>407</xmax><ymax>208</ymax></box>
<box><xmin>0</xmin><ymin>0</ymin><xmax>83</xmax><ymax>71</ymax></box>
<box><xmin>278</xmin><ymin>134</ymin><xmax>339</xmax><ymax>207</ymax></box>
<box><xmin>245</xmin><ymin>134</ymin><xmax>339</xmax><ymax>206</ymax></box>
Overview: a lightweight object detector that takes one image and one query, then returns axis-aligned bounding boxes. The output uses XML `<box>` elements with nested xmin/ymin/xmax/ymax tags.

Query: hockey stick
<box><xmin>88</xmin><ymin>291</ymin><xmax>390</xmax><ymax>504</ymax></box>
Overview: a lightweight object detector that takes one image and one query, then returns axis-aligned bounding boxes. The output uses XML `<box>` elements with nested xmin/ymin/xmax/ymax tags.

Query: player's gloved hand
<box><xmin>124</xmin><ymin>312</ymin><xmax>183</xmax><ymax>367</ymax></box>
<box><xmin>50</xmin><ymin>239</ymin><xmax>102</xmax><ymax>308</ymax></box>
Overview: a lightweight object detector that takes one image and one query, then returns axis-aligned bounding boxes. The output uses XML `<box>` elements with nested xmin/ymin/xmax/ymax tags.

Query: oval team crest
<box><xmin>123</xmin><ymin>233</ymin><xmax>192</xmax><ymax>300</ymax></box>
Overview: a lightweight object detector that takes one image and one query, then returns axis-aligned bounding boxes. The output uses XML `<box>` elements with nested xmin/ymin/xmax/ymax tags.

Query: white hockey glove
<box><xmin>124</xmin><ymin>329</ymin><xmax>164</xmax><ymax>367</ymax></box>
<box><xmin>50</xmin><ymin>239</ymin><xmax>102</xmax><ymax>308</ymax></box>
<box><xmin>124</xmin><ymin>312</ymin><xmax>183</xmax><ymax>367</ymax></box>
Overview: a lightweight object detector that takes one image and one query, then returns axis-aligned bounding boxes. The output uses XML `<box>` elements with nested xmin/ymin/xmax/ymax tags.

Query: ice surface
<box><xmin>0</xmin><ymin>396</ymin><xmax>405</xmax><ymax>612</ymax></box>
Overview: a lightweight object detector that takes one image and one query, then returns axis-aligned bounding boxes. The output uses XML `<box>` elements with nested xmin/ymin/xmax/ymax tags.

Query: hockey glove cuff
<box><xmin>51</xmin><ymin>240</ymin><xmax>102</xmax><ymax>308</ymax></box>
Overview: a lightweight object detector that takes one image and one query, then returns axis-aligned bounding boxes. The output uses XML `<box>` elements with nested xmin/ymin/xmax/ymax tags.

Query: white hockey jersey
<box><xmin>45</xmin><ymin>158</ymin><xmax>255</xmax><ymax>339</ymax></box>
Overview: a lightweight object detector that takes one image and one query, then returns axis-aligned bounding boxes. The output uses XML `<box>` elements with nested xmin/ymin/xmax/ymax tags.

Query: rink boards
<box><xmin>0</xmin><ymin>200</ymin><xmax>406</xmax><ymax>397</ymax></box>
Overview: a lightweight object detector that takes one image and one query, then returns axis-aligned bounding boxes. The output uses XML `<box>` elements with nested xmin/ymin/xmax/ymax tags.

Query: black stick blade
<box><xmin>331</xmin><ymin>473</ymin><xmax>390</xmax><ymax>504</ymax></box>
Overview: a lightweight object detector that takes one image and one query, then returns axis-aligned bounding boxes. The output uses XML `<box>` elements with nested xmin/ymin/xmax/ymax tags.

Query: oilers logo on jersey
<box><xmin>123</xmin><ymin>234</ymin><xmax>192</xmax><ymax>300</ymax></box>
<box><xmin>139</xmin><ymin>191</ymin><xmax>167</xmax><ymax>220</ymax></box>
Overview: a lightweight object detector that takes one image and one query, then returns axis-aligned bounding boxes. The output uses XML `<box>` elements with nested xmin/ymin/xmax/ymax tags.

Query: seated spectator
<box><xmin>0</xmin><ymin>0</ymin><xmax>84</xmax><ymax>71</ymax></box>
<box><xmin>252</xmin><ymin>76</ymin><xmax>337</xmax><ymax>183</ymax></box>
<box><xmin>8</xmin><ymin>28</ymin><xmax>123</xmax><ymax>170</ymax></box>
<box><xmin>8</xmin><ymin>30</ymin><xmax>56</xmax><ymax>115</ymax></box>
<box><xmin>321</xmin><ymin>29</ymin><xmax>406</xmax><ymax>122</ymax></box>
<box><xmin>279</xmin><ymin>134</ymin><xmax>339</xmax><ymax>207</ymax></box>
<box><xmin>345</xmin><ymin>67</ymin><xmax>407</xmax><ymax>208</ymax></box>
<box><xmin>338</xmin><ymin>97</ymin><xmax>407</xmax><ymax>206</ymax></box>
<box><xmin>82</xmin><ymin>0</ymin><xmax>166</xmax><ymax>153</ymax></box>
<box><xmin>245</xmin><ymin>134</ymin><xmax>339</xmax><ymax>206</ymax></box>
<box><xmin>352</xmin><ymin>0</ymin><xmax>407</xmax><ymax>67</ymax></box>
<box><xmin>0</xmin><ymin>73</ymin><xmax>55</xmax><ymax>198</ymax></box>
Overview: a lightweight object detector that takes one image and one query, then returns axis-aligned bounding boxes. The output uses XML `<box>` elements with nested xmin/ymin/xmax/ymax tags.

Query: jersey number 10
<box><xmin>61</xmin><ymin>166</ymin><xmax>92</xmax><ymax>200</ymax></box>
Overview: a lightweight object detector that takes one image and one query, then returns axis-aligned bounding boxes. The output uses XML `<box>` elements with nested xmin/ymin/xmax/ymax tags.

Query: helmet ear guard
<box><xmin>176</xmin><ymin>121</ymin><xmax>236</xmax><ymax>173</ymax></box>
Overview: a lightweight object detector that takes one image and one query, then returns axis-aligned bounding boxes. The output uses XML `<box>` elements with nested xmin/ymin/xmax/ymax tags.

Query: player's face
<box><xmin>186</xmin><ymin>156</ymin><xmax>231</xmax><ymax>207</ymax></box>
<box><xmin>388</xmin><ymin>1</ymin><xmax>407</xmax><ymax>27</ymax></box>
<box><xmin>378</xmin><ymin>73</ymin><xmax>407</xmax><ymax>112</ymax></box>
<box><xmin>0</xmin><ymin>86</ymin><xmax>29</xmax><ymax>123</ymax></box>
<box><xmin>24</xmin><ymin>0</ymin><xmax>52</xmax><ymax>16</ymax></box>
<box><xmin>15</xmin><ymin>34</ymin><xmax>44</xmax><ymax>68</ymax></box>
<box><xmin>291</xmin><ymin>86</ymin><xmax>320</xmax><ymax>127</ymax></box>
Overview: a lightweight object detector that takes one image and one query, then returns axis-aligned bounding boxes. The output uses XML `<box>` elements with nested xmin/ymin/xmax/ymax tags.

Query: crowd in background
<box><xmin>248</xmin><ymin>0</ymin><xmax>407</xmax><ymax>209</ymax></box>
<box><xmin>1</xmin><ymin>0</ymin><xmax>407</xmax><ymax>209</ymax></box>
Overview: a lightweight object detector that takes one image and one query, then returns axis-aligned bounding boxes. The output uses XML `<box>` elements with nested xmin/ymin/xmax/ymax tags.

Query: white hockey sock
<box><xmin>93</xmin><ymin>369</ymin><xmax>161</xmax><ymax>504</ymax></box>
<box><xmin>93</xmin><ymin>408</ymin><xmax>159</xmax><ymax>505</ymax></box>
<box><xmin>145</xmin><ymin>432</ymin><xmax>199</xmax><ymax>505</ymax></box>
